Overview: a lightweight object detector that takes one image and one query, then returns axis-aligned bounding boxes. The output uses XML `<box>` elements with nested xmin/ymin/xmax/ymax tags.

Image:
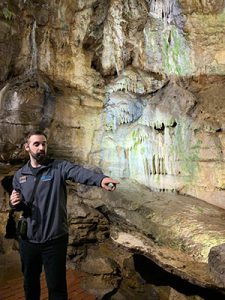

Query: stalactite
<box><xmin>104</xmin><ymin>95</ymin><xmax>144</xmax><ymax>131</ymax></box>
<box><xmin>102</xmin><ymin>0</ymin><xmax>125</xmax><ymax>75</ymax></box>
<box><xmin>106</xmin><ymin>69</ymin><xmax>168</xmax><ymax>95</ymax></box>
<box><xmin>148</xmin><ymin>0</ymin><xmax>176</xmax><ymax>25</ymax></box>
<box><xmin>30</xmin><ymin>20</ymin><xmax>38</xmax><ymax>71</ymax></box>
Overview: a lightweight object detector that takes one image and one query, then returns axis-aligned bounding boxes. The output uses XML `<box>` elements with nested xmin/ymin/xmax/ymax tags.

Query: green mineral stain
<box><xmin>170</xmin><ymin>120</ymin><xmax>201</xmax><ymax>185</ymax></box>
<box><xmin>153</xmin><ymin>214</ymin><xmax>225</xmax><ymax>261</ymax></box>
<box><xmin>129</xmin><ymin>128</ymin><xmax>147</xmax><ymax>152</ymax></box>
<box><xmin>195</xmin><ymin>206</ymin><xmax>204</xmax><ymax>214</ymax></box>
<box><xmin>144</xmin><ymin>23</ymin><xmax>195</xmax><ymax>76</ymax></box>
<box><xmin>162</xmin><ymin>26</ymin><xmax>194</xmax><ymax>76</ymax></box>
<box><xmin>1</xmin><ymin>1</ymin><xmax>15</xmax><ymax>22</ymax></box>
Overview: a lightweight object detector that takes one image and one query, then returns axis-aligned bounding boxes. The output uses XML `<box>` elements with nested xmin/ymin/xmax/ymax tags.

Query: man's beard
<box><xmin>30</xmin><ymin>150</ymin><xmax>46</xmax><ymax>164</ymax></box>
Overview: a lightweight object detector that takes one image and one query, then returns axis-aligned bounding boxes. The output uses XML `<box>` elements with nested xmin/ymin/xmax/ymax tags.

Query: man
<box><xmin>10</xmin><ymin>129</ymin><xmax>119</xmax><ymax>300</ymax></box>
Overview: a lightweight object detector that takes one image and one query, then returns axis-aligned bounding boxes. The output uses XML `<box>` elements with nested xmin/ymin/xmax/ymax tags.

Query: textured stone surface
<box><xmin>99</xmin><ymin>180</ymin><xmax>225</xmax><ymax>288</ymax></box>
<box><xmin>60</xmin><ymin>180</ymin><xmax>225</xmax><ymax>296</ymax></box>
<box><xmin>208</xmin><ymin>244</ymin><xmax>225</xmax><ymax>288</ymax></box>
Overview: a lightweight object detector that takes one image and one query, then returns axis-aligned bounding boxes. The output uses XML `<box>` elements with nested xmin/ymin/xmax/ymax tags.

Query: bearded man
<box><xmin>10</xmin><ymin>129</ymin><xmax>119</xmax><ymax>300</ymax></box>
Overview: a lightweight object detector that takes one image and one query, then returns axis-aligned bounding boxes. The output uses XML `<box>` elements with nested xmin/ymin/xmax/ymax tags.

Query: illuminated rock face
<box><xmin>0</xmin><ymin>0</ymin><xmax>225</xmax><ymax>208</ymax></box>
<box><xmin>101</xmin><ymin>77</ymin><xmax>225</xmax><ymax>208</ymax></box>
<box><xmin>1</xmin><ymin>1</ymin><xmax>225</xmax><ymax>296</ymax></box>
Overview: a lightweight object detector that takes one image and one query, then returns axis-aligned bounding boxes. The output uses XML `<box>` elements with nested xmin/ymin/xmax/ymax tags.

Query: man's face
<box><xmin>25</xmin><ymin>134</ymin><xmax>47</xmax><ymax>163</ymax></box>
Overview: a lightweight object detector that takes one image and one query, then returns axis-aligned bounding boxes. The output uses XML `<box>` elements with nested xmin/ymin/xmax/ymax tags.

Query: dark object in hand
<box><xmin>17</xmin><ymin>218</ymin><xmax>28</xmax><ymax>239</ymax></box>
<box><xmin>5</xmin><ymin>210</ymin><xmax>17</xmax><ymax>239</ymax></box>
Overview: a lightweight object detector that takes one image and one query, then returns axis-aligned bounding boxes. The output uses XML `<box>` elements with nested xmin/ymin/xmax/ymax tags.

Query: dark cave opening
<box><xmin>133</xmin><ymin>254</ymin><xmax>225</xmax><ymax>300</ymax></box>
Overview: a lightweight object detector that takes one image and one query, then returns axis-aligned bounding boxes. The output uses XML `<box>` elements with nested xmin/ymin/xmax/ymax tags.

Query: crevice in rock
<box><xmin>154</xmin><ymin>122</ymin><xmax>165</xmax><ymax>132</ymax></box>
<box><xmin>170</xmin><ymin>120</ymin><xmax>177</xmax><ymax>127</ymax></box>
<box><xmin>133</xmin><ymin>254</ymin><xmax>225</xmax><ymax>300</ymax></box>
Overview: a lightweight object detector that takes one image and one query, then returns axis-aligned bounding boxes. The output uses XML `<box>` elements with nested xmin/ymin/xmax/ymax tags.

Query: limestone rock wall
<box><xmin>2</xmin><ymin>2</ymin><xmax>225</xmax><ymax>296</ymax></box>
<box><xmin>0</xmin><ymin>0</ymin><xmax>225</xmax><ymax>210</ymax></box>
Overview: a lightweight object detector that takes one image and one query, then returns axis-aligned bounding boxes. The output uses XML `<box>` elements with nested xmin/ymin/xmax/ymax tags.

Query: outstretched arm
<box><xmin>61</xmin><ymin>161</ymin><xmax>119</xmax><ymax>189</ymax></box>
<box><xmin>101</xmin><ymin>177</ymin><xmax>119</xmax><ymax>191</ymax></box>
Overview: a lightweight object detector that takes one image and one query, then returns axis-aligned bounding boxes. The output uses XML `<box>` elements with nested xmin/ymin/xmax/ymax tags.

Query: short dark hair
<box><xmin>25</xmin><ymin>129</ymin><xmax>47</xmax><ymax>143</ymax></box>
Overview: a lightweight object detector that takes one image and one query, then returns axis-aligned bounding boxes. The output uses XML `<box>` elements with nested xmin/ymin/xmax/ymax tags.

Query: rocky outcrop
<box><xmin>98</xmin><ymin>181</ymin><xmax>225</xmax><ymax>282</ymax></box>
<box><xmin>65</xmin><ymin>181</ymin><xmax>225</xmax><ymax>298</ymax></box>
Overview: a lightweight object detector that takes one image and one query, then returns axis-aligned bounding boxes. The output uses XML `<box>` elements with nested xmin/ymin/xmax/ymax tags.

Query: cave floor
<box><xmin>0</xmin><ymin>250</ymin><xmax>21</xmax><ymax>287</ymax></box>
<box><xmin>0</xmin><ymin>251</ymin><xmax>96</xmax><ymax>300</ymax></box>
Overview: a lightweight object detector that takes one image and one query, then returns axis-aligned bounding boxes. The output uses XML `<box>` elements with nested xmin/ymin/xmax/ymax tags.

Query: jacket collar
<box><xmin>21</xmin><ymin>159</ymin><xmax>54</xmax><ymax>175</ymax></box>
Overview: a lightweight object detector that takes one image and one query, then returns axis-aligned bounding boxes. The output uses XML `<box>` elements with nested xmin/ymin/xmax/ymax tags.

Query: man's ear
<box><xmin>24</xmin><ymin>143</ymin><xmax>29</xmax><ymax>152</ymax></box>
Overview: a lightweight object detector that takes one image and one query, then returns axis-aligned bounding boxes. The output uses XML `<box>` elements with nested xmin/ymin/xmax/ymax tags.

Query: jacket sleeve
<box><xmin>12</xmin><ymin>172</ymin><xmax>20</xmax><ymax>191</ymax></box>
<box><xmin>60</xmin><ymin>161</ymin><xmax>107</xmax><ymax>187</ymax></box>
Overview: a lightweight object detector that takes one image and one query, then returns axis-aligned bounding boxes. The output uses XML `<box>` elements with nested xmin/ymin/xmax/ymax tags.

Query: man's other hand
<box><xmin>10</xmin><ymin>190</ymin><xmax>22</xmax><ymax>206</ymax></box>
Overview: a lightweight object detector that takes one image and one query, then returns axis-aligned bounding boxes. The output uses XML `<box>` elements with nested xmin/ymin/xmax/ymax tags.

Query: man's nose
<box><xmin>39</xmin><ymin>144</ymin><xmax>45</xmax><ymax>150</ymax></box>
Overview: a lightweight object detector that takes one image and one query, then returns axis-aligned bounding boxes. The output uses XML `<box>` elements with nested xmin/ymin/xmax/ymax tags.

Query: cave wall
<box><xmin>0</xmin><ymin>0</ymin><xmax>225</xmax><ymax>209</ymax></box>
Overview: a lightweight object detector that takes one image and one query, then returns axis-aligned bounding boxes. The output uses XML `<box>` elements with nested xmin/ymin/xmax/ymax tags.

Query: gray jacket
<box><xmin>13</xmin><ymin>159</ymin><xmax>106</xmax><ymax>243</ymax></box>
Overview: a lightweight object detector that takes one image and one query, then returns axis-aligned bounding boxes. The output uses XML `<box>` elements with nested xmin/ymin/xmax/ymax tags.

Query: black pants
<box><xmin>19</xmin><ymin>235</ymin><xmax>68</xmax><ymax>300</ymax></box>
